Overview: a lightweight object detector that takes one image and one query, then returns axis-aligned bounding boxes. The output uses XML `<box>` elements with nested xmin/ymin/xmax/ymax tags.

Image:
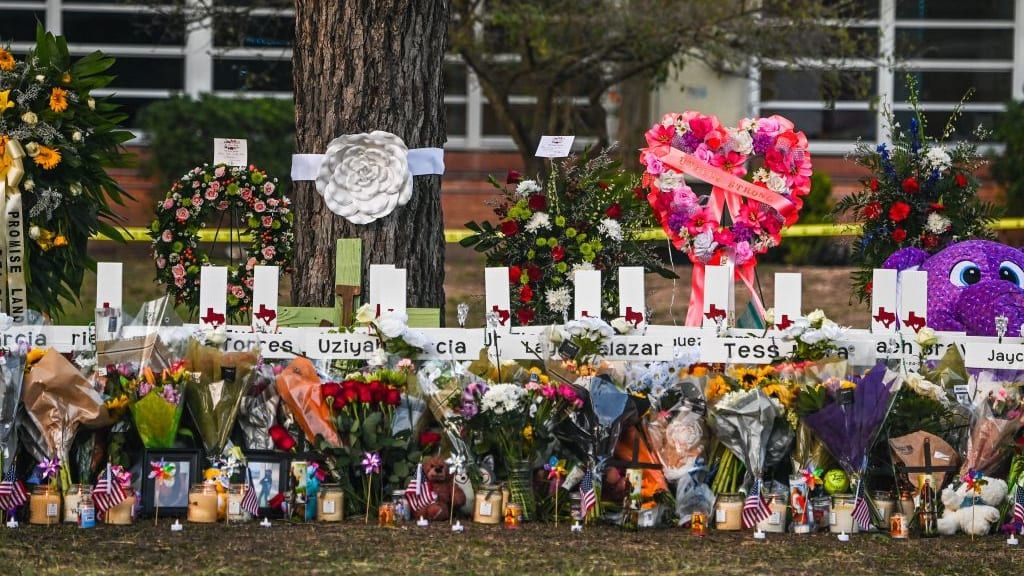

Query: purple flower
<box><xmin>752</xmin><ymin>132</ymin><xmax>773</xmax><ymax>155</ymax></box>
<box><xmin>680</xmin><ymin>132</ymin><xmax>702</xmax><ymax>153</ymax></box>
<box><xmin>138</xmin><ymin>380</ymin><xmax>154</xmax><ymax>397</ymax></box>
<box><xmin>460</xmin><ymin>400</ymin><xmax>479</xmax><ymax>419</ymax></box>
<box><xmin>161</xmin><ymin>384</ymin><xmax>180</xmax><ymax>404</ymax></box>
<box><xmin>731</xmin><ymin>221</ymin><xmax>755</xmax><ymax>242</ymax></box>
<box><xmin>667</xmin><ymin>212</ymin><xmax>689</xmax><ymax>233</ymax></box>
<box><xmin>361</xmin><ymin>451</ymin><xmax>382</xmax><ymax>475</ymax></box>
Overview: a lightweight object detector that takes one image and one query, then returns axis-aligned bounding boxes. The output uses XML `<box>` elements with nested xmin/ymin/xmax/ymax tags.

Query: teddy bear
<box><xmin>883</xmin><ymin>240</ymin><xmax>1024</xmax><ymax>336</ymax></box>
<box><xmin>937</xmin><ymin>476</ymin><xmax>1008</xmax><ymax>536</ymax></box>
<box><xmin>409</xmin><ymin>455</ymin><xmax>468</xmax><ymax>521</ymax></box>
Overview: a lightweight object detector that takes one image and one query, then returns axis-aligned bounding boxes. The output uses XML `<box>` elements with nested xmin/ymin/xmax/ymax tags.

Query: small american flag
<box><xmin>241</xmin><ymin>469</ymin><xmax>260</xmax><ymax>517</ymax></box>
<box><xmin>1012</xmin><ymin>484</ymin><xmax>1024</xmax><ymax>527</ymax></box>
<box><xmin>93</xmin><ymin>466</ymin><xmax>126</xmax><ymax>519</ymax></box>
<box><xmin>852</xmin><ymin>483</ymin><xmax>872</xmax><ymax>530</ymax></box>
<box><xmin>742</xmin><ymin>479</ymin><xmax>771</xmax><ymax>528</ymax></box>
<box><xmin>579</xmin><ymin>468</ymin><xmax>596</xmax><ymax>520</ymax></box>
<box><xmin>0</xmin><ymin>465</ymin><xmax>27</xmax><ymax>511</ymax></box>
<box><xmin>405</xmin><ymin>463</ymin><xmax>436</xmax><ymax>513</ymax></box>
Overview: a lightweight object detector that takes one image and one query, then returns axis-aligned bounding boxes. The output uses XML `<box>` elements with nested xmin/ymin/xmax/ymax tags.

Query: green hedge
<box><xmin>136</xmin><ymin>95</ymin><xmax>295</xmax><ymax>190</ymax></box>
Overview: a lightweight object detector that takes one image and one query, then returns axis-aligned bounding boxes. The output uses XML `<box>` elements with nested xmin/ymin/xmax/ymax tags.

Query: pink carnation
<box><xmin>161</xmin><ymin>230</ymin><xmax>173</xmax><ymax>243</ymax></box>
<box><xmin>261</xmin><ymin>246</ymin><xmax>276</xmax><ymax>260</ymax></box>
<box><xmin>162</xmin><ymin>198</ymin><xmax>174</xmax><ymax>210</ymax></box>
<box><xmin>253</xmin><ymin>201</ymin><xmax>267</xmax><ymax>213</ymax></box>
<box><xmin>262</xmin><ymin>215</ymin><xmax>273</xmax><ymax>228</ymax></box>
<box><xmin>732</xmin><ymin>241</ymin><xmax>754</xmax><ymax>265</ymax></box>
<box><xmin>263</xmin><ymin>182</ymin><xmax>275</xmax><ymax>194</ymax></box>
<box><xmin>245</xmin><ymin>257</ymin><xmax>257</xmax><ymax>271</ymax></box>
<box><xmin>214</xmin><ymin>166</ymin><xmax>225</xmax><ymax>178</ymax></box>
<box><xmin>171</xmin><ymin>264</ymin><xmax>186</xmax><ymax>279</ymax></box>
<box><xmin>175</xmin><ymin>208</ymin><xmax>190</xmax><ymax>222</ymax></box>
<box><xmin>156</xmin><ymin>257</ymin><xmax>167</xmax><ymax>269</ymax></box>
<box><xmin>241</xmin><ymin>188</ymin><xmax>253</xmax><ymax>201</ymax></box>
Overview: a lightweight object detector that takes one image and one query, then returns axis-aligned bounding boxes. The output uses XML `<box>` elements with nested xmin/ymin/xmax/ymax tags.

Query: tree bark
<box><xmin>292</xmin><ymin>0</ymin><xmax>448</xmax><ymax>313</ymax></box>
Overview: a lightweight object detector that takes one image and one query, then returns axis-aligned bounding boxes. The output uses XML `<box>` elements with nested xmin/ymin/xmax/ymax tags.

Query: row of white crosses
<box><xmin>1</xmin><ymin>261</ymin><xmax>1017</xmax><ymax>372</ymax></box>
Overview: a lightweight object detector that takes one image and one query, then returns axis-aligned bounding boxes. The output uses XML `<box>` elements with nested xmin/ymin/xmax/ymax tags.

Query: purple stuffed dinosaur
<box><xmin>883</xmin><ymin>240</ymin><xmax>1024</xmax><ymax>336</ymax></box>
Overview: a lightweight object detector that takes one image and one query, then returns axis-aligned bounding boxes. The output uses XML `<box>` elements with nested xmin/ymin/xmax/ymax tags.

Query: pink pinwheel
<box><xmin>149</xmin><ymin>459</ymin><xmax>176</xmax><ymax>482</ymax></box>
<box><xmin>802</xmin><ymin>466</ymin><xmax>823</xmax><ymax>491</ymax></box>
<box><xmin>361</xmin><ymin>451</ymin><xmax>381</xmax><ymax>476</ymax></box>
<box><xmin>36</xmin><ymin>458</ymin><xmax>59</xmax><ymax>480</ymax></box>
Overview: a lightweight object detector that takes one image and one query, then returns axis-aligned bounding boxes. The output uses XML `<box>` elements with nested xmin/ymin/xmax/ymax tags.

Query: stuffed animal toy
<box><xmin>883</xmin><ymin>240</ymin><xmax>1024</xmax><ymax>336</ymax></box>
<box><xmin>409</xmin><ymin>455</ymin><xmax>467</xmax><ymax>521</ymax></box>
<box><xmin>937</xmin><ymin>476</ymin><xmax>1007</xmax><ymax>536</ymax></box>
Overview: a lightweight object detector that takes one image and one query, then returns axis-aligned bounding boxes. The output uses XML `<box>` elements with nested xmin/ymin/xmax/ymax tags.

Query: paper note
<box><xmin>484</xmin><ymin>267</ymin><xmax>512</xmax><ymax>329</ymax></box>
<box><xmin>213</xmin><ymin>138</ymin><xmax>247</xmax><ymax>167</ymax></box>
<box><xmin>870</xmin><ymin>268</ymin><xmax>898</xmax><ymax>333</ymax></box>
<box><xmin>198</xmin><ymin>266</ymin><xmax>228</xmax><ymax>328</ymax></box>
<box><xmin>573</xmin><ymin>270</ymin><xmax>602</xmax><ymax>319</ymax></box>
<box><xmin>618</xmin><ymin>266</ymin><xmax>646</xmax><ymax>329</ymax></box>
<box><xmin>251</xmin><ymin>265</ymin><xmax>279</xmax><ymax>332</ymax></box>
<box><xmin>535</xmin><ymin>135</ymin><xmax>575</xmax><ymax>158</ymax></box>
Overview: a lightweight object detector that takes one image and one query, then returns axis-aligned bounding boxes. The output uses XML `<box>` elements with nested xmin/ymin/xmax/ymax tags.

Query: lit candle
<box><xmin>187</xmin><ymin>485</ymin><xmax>219</xmax><ymax>523</ymax></box>
<box><xmin>104</xmin><ymin>491</ymin><xmax>136</xmax><ymax>525</ymax></box>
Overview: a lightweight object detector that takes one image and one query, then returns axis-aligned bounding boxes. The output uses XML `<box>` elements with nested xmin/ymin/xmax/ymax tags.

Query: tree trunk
<box><xmin>292</xmin><ymin>0</ymin><xmax>448</xmax><ymax>313</ymax></box>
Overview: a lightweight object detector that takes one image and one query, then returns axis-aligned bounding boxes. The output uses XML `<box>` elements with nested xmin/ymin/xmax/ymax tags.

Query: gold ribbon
<box><xmin>0</xmin><ymin>137</ymin><xmax>26</xmax><ymax>322</ymax></box>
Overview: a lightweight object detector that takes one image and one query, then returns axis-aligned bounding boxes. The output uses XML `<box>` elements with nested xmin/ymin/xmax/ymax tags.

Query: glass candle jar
<box><xmin>378</xmin><ymin>502</ymin><xmax>396</xmax><ymax>527</ymax></box>
<box><xmin>830</xmin><ymin>494</ymin><xmax>857</xmax><ymax>534</ymax></box>
<box><xmin>691</xmin><ymin>511</ymin><xmax>708</xmax><ymax>537</ymax></box>
<box><xmin>29</xmin><ymin>485</ymin><xmax>61</xmax><ymax>525</ymax></box>
<box><xmin>873</xmin><ymin>491</ymin><xmax>895</xmax><ymax>527</ymax></box>
<box><xmin>504</xmin><ymin>503</ymin><xmax>522</xmax><ymax>529</ymax></box>
<box><xmin>63</xmin><ymin>484</ymin><xmax>91</xmax><ymax>524</ymax></box>
<box><xmin>714</xmin><ymin>493</ymin><xmax>743</xmax><ymax>531</ymax></box>
<box><xmin>317</xmin><ymin>484</ymin><xmax>344</xmax><ymax>522</ymax></box>
<box><xmin>105</xmin><ymin>489</ymin><xmax>136</xmax><ymax>525</ymax></box>
<box><xmin>188</xmin><ymin>484</ymin><xmax>219</xmax><ymax>523</ymax></box>
<box><xmin>226</xmin><ymin>486</ymin><xmax>249</xmax><ymax>522</ymax></box>
<box><xmin>757</xmin><ymin>489</ymin><xmax>789</xmax><ymax>533</ymax></box>
<box><xmin>78</xmin><ymin>491</ymin><xmax>96</xmax><ymax>529</ymax></box>
<box><xmin>473</xmin><ymin>485</ymin><xmax>503</xmax><ymax>524</ymax></box>
<box><xmin>391</xmin><ymin>490</ymin><xmax>408</xmax><ymax>523</ymax></box>
<box><xmin>898</xmin><ymin>490</ymin><xmax>915</xmax><ymax>518</ymax></box>
<box><xmin>810</xmin><ymin>496</ymin><xmax>831</xmax><ymax>532</ymax></box>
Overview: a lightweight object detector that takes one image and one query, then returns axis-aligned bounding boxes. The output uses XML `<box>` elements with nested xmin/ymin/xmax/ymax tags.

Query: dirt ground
<box><xmin>0</xmin><ymin>521</ymin><xmax>1017</xmax><ymax>575</ymax></box>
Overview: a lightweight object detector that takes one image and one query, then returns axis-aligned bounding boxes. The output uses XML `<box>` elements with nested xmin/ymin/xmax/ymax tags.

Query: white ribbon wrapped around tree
<box><xmin>291</xmin><ymin>131</ymin><xmax>445</xmax><ymax>225</ymax></box>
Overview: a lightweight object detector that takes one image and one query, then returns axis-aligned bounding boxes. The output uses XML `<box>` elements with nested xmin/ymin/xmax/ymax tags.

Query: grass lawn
<box><xmin>0</xmin><ymin>521</ymin><xmax>1015</xmax><ymax>575</ymax></box>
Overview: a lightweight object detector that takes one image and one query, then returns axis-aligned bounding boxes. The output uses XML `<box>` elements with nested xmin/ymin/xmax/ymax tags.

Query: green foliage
<box><xmin>778</xmin><ymin>172</ymin><xmax>835</xmax><ymax>265</ymax></box>
<box><xmin>136</xmin><ymin>94</ymin><xmax>294</xmax><ymax>188</ymax></box>
<box><xmin>991</xmin><ymin>100</ymin><xmax>1024</xmax><ymax>216</ymax></box>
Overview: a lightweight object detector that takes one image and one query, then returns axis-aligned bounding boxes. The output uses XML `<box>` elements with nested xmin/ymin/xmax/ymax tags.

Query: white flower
<box><xmin>807</xmin><ymin>309</ymin><xmax>826</xmax><ymax>325</ymax></box>
<box><xmin>763</xmin><ymin>308</ymin><xmax>775</xmax><ymax>326</ymax></box>
<box><xmin>751</xmin><ymin>168</ymin><xmax>770</xmax><ymax>183</ymax></box>
<box><xmin>916</xmin><ymin>326</ymin><xmax>938</xmax><ymax>347</ymax></box>
<box><xmin>726</xmin><ymin>128</ymin><xmax>753</xmax><ymax>155</ymax></box>
<box><xmin>20</xmin><ymin>112</ymin><xmax>37</xmax><ymax>125</ymax></box>
<box><xmin>693</xmin><ymin>229</ymin><xmax>718</xmax><ymax>263</ymax></box>
<box><xmin>906</xmin><ymin>372</ymin><xmax>949</xmax><ymax>404</ymax></box>
<box><xmin>71</xmin><ymin>130</ymin><xmax>83</xmax><ymax>143</ymax></box>
<box><xmin>375</xmin><ymin>310</ymin><xmax>409</xmax><ymax>339</ymax></box>
<box><xmin>818</xmin><ymin>319</ymin><xmax>847</xmax><ymax>340</ymax></box>
<box><xmin>655</xmin><ymin>171</ymin><xmax>686</xmax><ymax>192</ymax></box>
<box><xmin>546</xmin><ymin>287</ymin><xmax>572</xmax><ymax>314</ymax></box>
<box><xmin>569</xmin><ymin>262</ymin><xmax>594</xmax><ymax>282</ymax></box>
<box><xmin>24</xmin><ymin>142</ymin><xmax>39</xmax><ymax>157</ymax></box>
<box><xmin>402</xmin><ymin>329</ymin><xmax>428</xmax><ymax>350</ymax></box>
<box><xmin>924</xmin><ymin>147</ymin><xmax>951</xmax><ymax>172</ymax></box>
<box><xmin>87</xmin><ymin>98</ymin><xmax>95</xmax><ymax>110</ymax></box>
<box><xmin>783</xmin><ymin>317</ymin><xmax>810</xmax><ymax>340</ymax></box>
<box><xmin>480</xmin><ymin>383</ymin><xmax>527</xmax><ymax>416</ymax></box>
<box><xmin>315</xmin><ymin>131</ymin><xmax>413</xmax><ymax>225</ymax></box>
<box><xmin>28</xmin><ymin>226</ymin><xmax>40</xmax><ymax>240</ymax></box>
<box><xmin>34</xmin><ymin>75</ymin><xmax>45</xmax><ymax>82</ymax></box>
<box><xmin>525</xmin><ymin>211</ymin><xmax>551</xmax><ymax>233</ymax></box>
<box><xmin>598</xmin><ymin>218</ymin><xmax>622</xmax><ymax>242</ymax></box>
<box><xmin>926</xmin><ymin>212</ymin><xmax>951</xmax><ymax>235</ymax></box>
<box><xmin>516</xmin><ymin>179</ymin><xmax>541</xmax><ymax>196</ymax></box>
<box><xmin>202</xmin><ymin>325</ymin><xmax>227</xmax><ymax>346</ymax></box>
<box><xmin>0</xmin><ymin>313</ymin><xmax>13</xmax><ymax>331</ymax></box>
<box><xmin>22</xmin><ymin>178</ymin><xmax>34</xmax><ymax>192</ymax></box>
<box><xmin>800</xmin><ymin>328</ymin><xmax>825</xmax><ymax>344</ymax></box>
<box><xmin>611</xmin><ymin>317</ymin><xmax>633</xmax><ymax>334</ymax></box>
<box><xmin>354</xmin><ymin>303</ymin><xmax>375</xmax><ymax>324</ymax></box>
<box><xmin>766</xmin><ymin>171</ymin><xmax>790</xmax><ymax>195</ymax></box>
<box><xmin>369</xmin><ymin>347</ymin><xmax>389</xmax><ymax>367</ymax></box>
<box><xmin>69</xmin><ymin>182</ymin><xmax>83</xmax><ymax>196</ymax></box>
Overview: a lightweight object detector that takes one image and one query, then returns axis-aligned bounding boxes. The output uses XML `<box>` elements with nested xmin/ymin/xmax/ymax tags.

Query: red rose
<box><xmin>509</xmin><ymin>265</ymin><xmax>522</xmax><ymax>283</ymax></box>
<box><xmin>357</xmin><ymin>383</ymin><xmax>373</xmax><ymax>404</ymax></box>
<box><xmin>869</xmin><ymin>178</ymin><xmax>879</xmax><ymax>192</ymax></box>
<box><xmin>528</xmin><ymin>194</ymin><xmax>547</xmax><ymax>211</ymax></box>
<box><xmin>519</xmin><ymin>285</ymin><xmax>534</xmax><ymax>303</ymax></box>
<box><xmin>930</xmin><ymin>202</ymin><xmax>945</xmax><ymax>211</ymax></box>
<box><xmin>922</xmin><ymin>234</ymin><xmax>939</xmax><ymax>249</ymax></box>
<box><xmin>384</xmin><ymin>387</ymin><xmax>402</xmax><ymax>406</ymax></box>
<box><xmin>891</xmin><ymin>228</ymin><xmax>907</xmax><ymax>243</ymax></box>
<box><xmin>517</xmin><ymin>307</ymin><xmax>535</xmax><ymax>325</ymax></box>
<box><xmin>955</xmin><ymin>173</ymin><xmax>968</xmax><ymax>188</ymax></box>
<box><xmin>551</xmin><ymin>245</ymin><xmax>565</xmax><ymax>262</ymax></box>
<box><xmin>419</xmin><ymin>430</ymin><xmax>442</xmax><ymax>448</ymax></box>
<box><xmin>506</xmin><ymin>170</ymin><xmax>522</xmax><ymax>185</ymax></box>
<box><xmin>500</xmin><ymin>220</ymin><xmax>519</xmax><ymax>236</ymax></box>
<box><xmin>368</xmin><ymin>380</ymin><xmax>385</xmax><ymax>403</ymax></box>
<box><xmin>901</xmin><ymin>177</ymin><xmax>919</xmax><ymax>194</ymax></box>
<box><xmin>341</xmin><ymin>381</ymin><xmax>359</xmax><ymax>403</ymax></box>
<box><xmin>862</xmin><ymin>202</ymin><xmax>883</xmax><ymax>219</ymax></box>
<box><xmin>268</xmin><ymin>424</ymin><xmax>296</xmax><ymax>452</ymax></box>
<box><xmin>888</xmin><ymin>201</ymin><xmax>911</xmax><ymax>222</ymax></box>
<box><xmin>321</xmin><ymin>381</ymin><xmax>342</xmax><ymax>400</ymax></box>
<box><xmin>633</xmin><ymin>186</ymin><xmax>646</xmax><ymax>200</ymax></box>
<box><xmin>605</xmin><ymin>203</ymin><xmax>622</xmax><ymax>219</ymax></box>
<box><xmin>526</xmin><ymin>264</ymin><xmax>542</xmax><ymax>282</ymax></box>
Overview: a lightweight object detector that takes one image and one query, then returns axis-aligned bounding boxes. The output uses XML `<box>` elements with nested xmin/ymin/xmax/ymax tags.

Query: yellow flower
<box><xmin>105</xmin><ymin>394</ymin><xmax>129</xmax><ymax>412</ymax></box>
<box><xmin>0</xmin><ymin>49</ymin><xmax>13</xmax><ymax>71</ymax></box>
<box><xmin>61</xmin><ymin>72</ymin><xmax>72</xmax><ymax>84</ymax></box>
<box><xmin>0</xmin><ymin>90</ymin><xmax>13</xmax><ymax>114</ymax></box>
<box><xmin>26</xmin><ymin>347</ymin><xmax>45</xmax><ymax>366</ymax></box>
<box><xmin>705</xmin><ymin>375</ymin><xmax>730</xmax><ymax>404</ymax></box>
<box><xmin>731</xmin><ymin>367</ymin><xmax>764</xmax><ymax>390</ymax></box>
<box><xmin>689</xmin><ymin>365</ymin><xmax>708</xmax><ymax>378</ymax></box>
<box><xmin>33</xmin><ymin>145</ymin><xmax>60</xmax><ymax>169</ymax></box>
<box><xmin>49</xmin><ymin>87</ymin><xmax>68</xmax><ymax>113</ymax></box>
<box><xmin>762</xmin><ymin>383</ymin><xmax>794</xmax><ymax>408</ymax></box>
<box><xmin>0</xmin><ymin>135</ymin><xmax>11</xmax><ymax>177</ymax></box>
<box><xmin>839</xmin><ymin>380</ymin><xmax>857</xmax><ymax>390</ymax></box>
<box><xmin>522</xmin><ymin>425</ymin><xmax>533</xmax><ymax>442</ymax></box>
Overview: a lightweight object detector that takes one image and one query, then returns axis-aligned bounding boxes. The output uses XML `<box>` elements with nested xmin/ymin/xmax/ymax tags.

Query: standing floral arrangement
<box><xmin>460</xmin><ymin>149</ymin><xmax>673</xmax><ymax>325</ymax></box>
<box><xmin>0</xmin><ymin>27</ymin><xmax>133</xmax><ymax>317</ymax></box>
<box><xmin>835</xmin><ymin>76</ymin><xmax>997</xmax><ymax>300</ymax></box>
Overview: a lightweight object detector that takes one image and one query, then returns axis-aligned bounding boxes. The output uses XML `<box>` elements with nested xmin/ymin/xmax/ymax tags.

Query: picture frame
<box><xmin>245</xmin><ymin>450</ymin><xmax>291</xmax><ymax>519</ymax></box>
<box><xmin>141</xmin><ymin>448</ymin><xmax>201</xmax><ymax>518</ymax></box>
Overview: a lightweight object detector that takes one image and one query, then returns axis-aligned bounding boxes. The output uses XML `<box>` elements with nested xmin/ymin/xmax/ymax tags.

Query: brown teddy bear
<box><xmin>411</xmin><ymin>455</ymin><xmax>467</xmax><ymax>521</ymax></box>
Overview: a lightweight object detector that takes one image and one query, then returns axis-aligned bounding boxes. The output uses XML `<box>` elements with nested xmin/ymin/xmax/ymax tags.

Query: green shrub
<box><xmin>992</xmin><ymin>100</ymin><xmax>1024</xmax><ymax>216</ymax></box>
<box><xmin>136</xmin><ymin>95</ymin><xmax>295</xmax><ymax>190</ymax></box>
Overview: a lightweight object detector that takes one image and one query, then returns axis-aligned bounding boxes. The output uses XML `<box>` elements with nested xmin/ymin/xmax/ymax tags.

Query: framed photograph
<box><xmin>246</xmin><ymin>451</ymin><xmax>290</xmax><ymax>518</ymax></box>
<box><xmin>141</xmin><ymin>448</ymin><xmax>201</xmax><ymax>517</ymax></box>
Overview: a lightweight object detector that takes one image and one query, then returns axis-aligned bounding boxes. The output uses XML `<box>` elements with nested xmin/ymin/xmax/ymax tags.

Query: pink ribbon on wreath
<box><xmin>643</xmin><ymin>137</ymin><xmax>800</xmax><ymax>327</ymax></box>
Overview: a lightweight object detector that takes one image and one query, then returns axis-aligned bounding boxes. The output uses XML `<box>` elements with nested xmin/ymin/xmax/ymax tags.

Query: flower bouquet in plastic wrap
<box><xmin>129</xmin><ymin>361</ymin><xmax>189</xmax><ymax>449</ymax></box>
<box><xmin>186</xmin><ymin>336</ymin><xmax>258</xmax><ymax>455</ymax></box>
<box><xmin>274</xmin><ymin>356</ymin><xmax>340</xmax><ymax>449</ymax></box>
<box><xmin>0</xmin><ymin>343</ymin><xmax>27</xmax><ymax>471</ymax></box>
<box><xmin>801</xmin><ymin>362</ymin><xmax>902</xmax><ymax>531</ymax></box>
<box><xmin>239</xmin><ymin>362</ymin><xmax>282</xmax><ymax>450</ymax></box>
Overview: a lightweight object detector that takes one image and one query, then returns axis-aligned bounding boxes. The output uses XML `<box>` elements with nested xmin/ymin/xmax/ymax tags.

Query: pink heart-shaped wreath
<box><xmin>640</xmin><ymin>112</ymin><xmax>812</xmax><ymax>325</ymax></box>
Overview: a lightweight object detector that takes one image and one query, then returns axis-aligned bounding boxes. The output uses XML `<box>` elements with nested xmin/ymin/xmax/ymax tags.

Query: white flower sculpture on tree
<box><xmin>315</xmin><ymin>131</ymin><xmax>414</xmax><ymax>225</ymax></box>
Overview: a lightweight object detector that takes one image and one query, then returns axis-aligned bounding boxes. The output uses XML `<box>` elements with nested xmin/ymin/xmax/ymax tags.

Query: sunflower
<box><xmin>0</xmin><ymin>89</ymin><xmax>13</xmax><ymax>113</ymax></box>
<box><xmin>33</xmin><ymin>145</ymin><xmax>61</xmax><ymax>169</ymax></box>
<box><xmin>689</xmin><ymin>365</ymin><xmax>708</xmax><ymax>378</ymax></box>
<box><xmin>762</xmin><ymin>383</ymin><xmax>795</xmax><ymax>408</ymax></box>
<box><xmin>0</xmin><ymin>49</ymin><xmax>13</xmax><ymax>71</ymax></box>
<box><xmin>704</xmin><ymin>375</ymin><xmax>731</xmax><ymax>404</ymax></box>
<box><xmin>49</xmin><ymin>87</ymin><xmax>68</xmax><ymax>113</ymax></box>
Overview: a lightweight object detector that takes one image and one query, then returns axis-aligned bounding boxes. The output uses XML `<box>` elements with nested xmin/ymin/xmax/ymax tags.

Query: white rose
<box><xmin>87</xmin><ymin>98</ymin><xmax>96</xmax><ymax>110</ymax></box>
<box><xmin>22</xmin><ymin>178</ymin><xmax>34</xmax><ymax>191</ymax></box>
<box><xmin>34</xmin><ymin>75</ymin><xmax>45</xmax><ymax>82</ymax></box>
<box><xmin>28</xmin><ymin>226</ymin><xmax>40</xmax><ymax>240</ymax></box>
<box><xmin>375</xmin><ymin>311</ymin><xmax>409</xmax><ymax>339</ymax></box>
<box><xmin>354</xmin><ymin>303</ymin><xmax>374</xmax><ymax>324</ymax></box>
<box><xmin>916</xmin><ymin>326</ymin><xmax>938</xmax><ymax>347</ymax></box>
<box><xmin>21</xmin><ymin>112</ymin><xmax>38</xmax><ymax>125</ymax></box>
<box><xmin>315</xmin><ymin>131</ymin><xmax>413</xmax><ymax>225</ymax></box>
<box><xmin>766</xmin><ymin>171</ymin><xmax>790</xmax><ymax>195</ymax></box>
<box><xmin>24</xmin><ymin>142</ymin><xmax>40</xmax><ymax>157</ymax></box>
<box><xmin>727</xmin><ymin>128</ymin><xmax>753</xmax><ymax>155</ymax></box>
<box><xmin>611</xmin><ymin>317</ymin><xmax>633</xmax><ymax>335</ymax></box>
<box><xmin>807</xmin><ymin>309</ymin><xmax>826</xmax><ymax>324</ymax></box>
<box><xmin>204</xmin><ymin>326</ymin><xmax>227</xmax><ymax>346</ymax></box>
<box><xmin>655</xmin><ymin>171</ymin><xmax>686</xmax><ymax>192</ymax></box>
<box><xmin>69</xmin><ymin>182</ymin><xmax>83</xmax><ymax>196</ymax></box>
<box><xmin>72</xmin><ymin>130</ymin><xmax>83</xmax><ymax>142</ymax></box>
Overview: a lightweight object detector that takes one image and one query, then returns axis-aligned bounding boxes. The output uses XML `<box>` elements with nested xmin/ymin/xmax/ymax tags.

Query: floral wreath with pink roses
<box><xmin>640</xmin><ymin>112</ymin><xmax>812</xmax><ymax>267</ymax></box>
<box><xmin>149</xmin><ymin>163</ymin><xmax>294</xmax><ymax>317</ymax></box>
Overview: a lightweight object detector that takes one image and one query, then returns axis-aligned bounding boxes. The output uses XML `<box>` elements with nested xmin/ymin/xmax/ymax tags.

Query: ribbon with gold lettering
<box><xmin>0</xmin><ymin>137</ymin><xmax>26</xmax><ymax>323</ymax></box>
